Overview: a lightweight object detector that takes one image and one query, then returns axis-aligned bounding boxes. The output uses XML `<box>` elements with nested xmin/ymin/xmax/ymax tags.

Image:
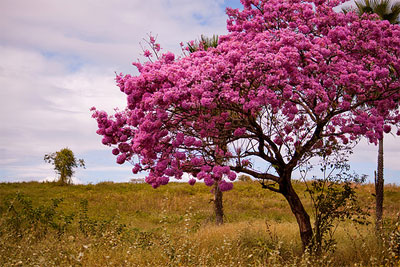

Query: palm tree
<box><xmin>354</xmin><ymin>0</ymin><xmax>400</xmax><ymax>24</ymax></box>
<box><xmin>345</xmin><ymin>0</ymin><xmax>400</xmax><ymax>232</ymax></box>
<box><xmin>187</xmin><ymin>35</ymin><xmax>219</xmax><ymax>53</ymax></box>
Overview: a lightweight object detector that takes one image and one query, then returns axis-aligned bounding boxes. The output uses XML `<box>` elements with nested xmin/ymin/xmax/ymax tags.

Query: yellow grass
<box><xmin>0</xmin><ymin>181</ymin><xmax>399</xmax><ymax>266</ymax></box>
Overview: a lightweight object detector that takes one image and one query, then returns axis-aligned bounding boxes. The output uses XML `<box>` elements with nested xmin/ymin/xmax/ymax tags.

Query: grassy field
<box><xmin>0</xmin><ymin>181</ymin><xmax>399</xmax><ymax>266</ymax></box>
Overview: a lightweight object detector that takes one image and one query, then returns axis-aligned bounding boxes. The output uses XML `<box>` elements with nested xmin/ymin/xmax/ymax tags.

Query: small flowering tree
<box><xmin>185</xmin><ymin>34</ymin><xmax>227</xmax><ymax>225</ymax></box>
<box><xmin>92</xmin><ymin>0</ymin><xmax>400</xmax><ymax>249</ymax></box>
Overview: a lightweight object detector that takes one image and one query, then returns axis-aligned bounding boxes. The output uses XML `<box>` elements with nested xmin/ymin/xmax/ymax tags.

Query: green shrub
<box><xmin>0</xmin><ymin>193</ymin><xmax>74</xmax><ymax>239</ymax></box>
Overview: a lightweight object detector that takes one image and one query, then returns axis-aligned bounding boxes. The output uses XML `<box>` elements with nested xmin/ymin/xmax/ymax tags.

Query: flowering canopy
<box><xmin>92</xmin><ymin>0</ymin><xmax>400</xmax><ymax>191</ymax></box>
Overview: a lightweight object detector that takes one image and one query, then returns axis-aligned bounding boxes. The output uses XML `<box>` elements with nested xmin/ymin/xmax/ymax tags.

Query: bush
<box><xmin>0</xmin><ymin>193</ymin><xmax>74</xmax><ymax>239</ymax></box>
<box><xmin>302</xmin><ymin>159</ymin><xmax>369</xmax><ymax>255</ymax></box>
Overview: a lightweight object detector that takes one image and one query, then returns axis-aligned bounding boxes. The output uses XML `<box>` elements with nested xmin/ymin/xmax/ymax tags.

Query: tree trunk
<box><xmin>214</xmin><ymin>184</ymin><xmax>224</xmax><ymax>225</ymax></box>
<box><xmin>375</xmin><ymin>137</ymin><xmax>384</xmax><ymax>232</ymax></box>
<box><xmin>280</xmin><ymin>176</ymin><xmax>313</xmax><ymax>250</ymax></box>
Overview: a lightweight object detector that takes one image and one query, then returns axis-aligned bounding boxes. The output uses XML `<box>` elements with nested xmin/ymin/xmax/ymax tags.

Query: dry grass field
<box><xmin>0</xmin><ymin>181</ymin><xmax>399</xmax><ymax>266</ymax></box>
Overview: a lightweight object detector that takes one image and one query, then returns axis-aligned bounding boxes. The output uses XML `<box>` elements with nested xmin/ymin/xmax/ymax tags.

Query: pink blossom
<box><xmin>190</xmin><ymin>157</ymin><xmax>203</xmax><ymax>165</ymax></box>
<box><xmin>158</xmin><ymin>176</ymin><xmax>169</xmax><ymax>185</ymax></box>
<box><xmin>119</xmin><ymin>143</ymin><xmax>130</xmax><ymax>152</ymax></box>
<box><xmin>274</xmin><ymin>136</ymin><xmax>283</xmax><ymax>146</ymax></box>
<box><xmin>227</xmin><ymin>172</ymin><xmax>237</xmax><ymax>181</ymax></box>
<box><xmin>194</xmin><ymin>140</ymin><xmax>202</xmax><ymax>147</ymax></box>
<box><xmin>144</xmin><ymin>50</ymin><xmax>152</xmax><ymax>58</ymax></box>
<box><xmin>201</xmin><ymin>165</ymin><xmax>212</xmax><ymax>172</ymax></box>
<box><xmin>163</xmin><ymin>52</ymin><xmax>175</xmax><ymax>63</ymax></box>
<box><xmin>102</xmin><ymin>136</ymin><xmax>112</xmax><ymax>145</ymax></box>
<box><xmin>116</xmin><ymin>153</ymin><xmax>126</xmax><ymax>164</ymax></box>
<box><xmin>132</xmin><ymin>164</ymin><xmax>141</xmax><ymax>174</ymax></box>
<box><xmin>204</xmin><ymin>177</ymin><xmax>214</xmax><ymax>186</ymax></box>
<box><xmin>383</xmin><ymin>125</ymin><xmax>391</xmax><ymax>133</ymax></box>
<box><xmin>176</xmin><ymin>132</ymin><xmax>184</xmax><ymax>145</ymax></box>
<box><xmin>175</xmin><ymin>152</ymin><xmax>186</xmax><ymax>160</ymax></box>
<box><xmin>183</xmin><ymin>137</ymin><xmax>195</xmax><ymax>146</ymax></box>
<box><xmin>196</xmin><ymin>171</ymin><xmax>206</xmax><ymax>180</ymax></box>
<box><xmin>219</xmin><ymin>181</ymin><xmax>233</xmax><ymax>192</ymax></box>
<box><xmin>112</xmin><ymin>148</ymin><xmax>120</xmax><ymax>155</ymax></box>
<box><xmin>314</xmin><ymin>103</ymin><xmax>328</xmax><ymax>115</ymax></box>
<box><xmin>233</xmin><ymin>128</ymin><xmax>246</xmax><ymax>136</ymax></box>
<box><xmin>298</xmin><ymin>25</ymin><xmax>310</xmax><ymax>34</ymax></box>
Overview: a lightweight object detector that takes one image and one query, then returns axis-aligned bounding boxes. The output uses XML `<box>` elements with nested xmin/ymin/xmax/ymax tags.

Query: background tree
<box><xmin>139</xmin><ymin>34</ymin><xmax>227</xmax><ymax>225</ymax></box>
<box><xmin>44</xmin><ymin>148</ymin><xmax>85</xmax><ymax>185</ymax></box>
<box><xmin>186</xmin><ymin>35</ymin><xmax>219</xmax><ymax>53</ymax></box>
<box><xmin>353</xmin><ymin>0</ymin><xmax>400</xmax><ymax>23</ymax></box>
<box><xmin>344</xmin><ymin>0</ymin><xmax>400</xmax><ymax>232</ymax></box>
<box><xmin>92</xmin><ymin>0</ymin><xmax>400</xmax><ymax>249</ymax></box>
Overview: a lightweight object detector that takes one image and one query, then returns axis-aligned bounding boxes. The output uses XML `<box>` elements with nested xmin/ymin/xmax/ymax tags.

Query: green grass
<box><xmin>0</xmin><ymin>181</ymin><xmax>399</xmax><ymax>266</ymax></box>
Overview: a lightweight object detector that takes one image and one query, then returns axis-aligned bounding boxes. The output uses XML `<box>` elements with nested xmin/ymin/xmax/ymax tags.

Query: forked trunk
<box><xmin>375</xmin><ymin>137</ymin><xmax>384</xmax><ymax>232</ymax></box>
<box><xmin>280</xmin><ymin>174</ymin><xmax>313</xmax><ymax>250</ymax></box>
<box><xmin>214</xmin><ymin>184</ymin><xmax>224</xmax><ymax>225</ymax></box>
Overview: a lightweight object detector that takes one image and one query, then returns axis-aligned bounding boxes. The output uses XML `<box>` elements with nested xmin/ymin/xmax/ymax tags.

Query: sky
<box><xmin>0</xmin><ymin>0</ymin><xmax>399</xmax><ymax>185</ymax></box>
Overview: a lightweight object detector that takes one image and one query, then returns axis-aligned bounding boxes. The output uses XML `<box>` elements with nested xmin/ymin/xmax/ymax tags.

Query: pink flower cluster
<box><xmin>92</xmin><ymin>0</ymin><xmax>400</xmax><ymax>190</ymax></box>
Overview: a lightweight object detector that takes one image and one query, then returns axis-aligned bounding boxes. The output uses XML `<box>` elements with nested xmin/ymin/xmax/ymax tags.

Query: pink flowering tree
<box><xmin>92</xmin><ymin>0</ymin><xmax>400</xmax><ymax>249</ymax></box>
<box><xmin>184</xmin><ymin>34</ymin><xmax>228</xmax><ymax>225</ymax></box>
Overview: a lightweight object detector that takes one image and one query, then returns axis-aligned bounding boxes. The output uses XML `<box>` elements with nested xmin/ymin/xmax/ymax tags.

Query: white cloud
<box><xmin>351</xmin><ymin>134</ymin><xmax>400</xmax><ymax>172</ymax></box>
<box><xmin>0</xmin><ymin>0</ymin><xmax>228</xmax><ymax>68</ymax></box>
<box><xmin>0</xmin><ymin>0</ymin><xmax>232</xmax><ymax>183</ymax></box>
<box><xmin>0</xmin><ymin>162</ymin><xmax>56</xmax><ymax>182</ymax></box>
<box><xmin>0</xmin><ymin>47</ymin><xmax>123</xmax><ymax>160</ymax></box>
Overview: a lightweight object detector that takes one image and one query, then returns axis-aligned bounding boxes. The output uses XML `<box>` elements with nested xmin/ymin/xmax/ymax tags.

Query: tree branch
<box><xmin>231</xmin><ymin>166</ymin><xmax>280</xmax><ymax>182</ymax></box>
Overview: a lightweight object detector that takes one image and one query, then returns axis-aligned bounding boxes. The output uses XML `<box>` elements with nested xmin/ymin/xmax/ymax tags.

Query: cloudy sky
<box><xmin>0</xmin><ymin>0</ymin><xmax>399</xmax><ymax>184</ymax></box>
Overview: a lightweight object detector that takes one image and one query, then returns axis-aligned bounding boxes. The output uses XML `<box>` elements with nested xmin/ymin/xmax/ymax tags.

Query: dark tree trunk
<box><xmin>213</xmin><ymin>142</ymin><xmax>227</xmax><ymax>225</ymax></box>
<box><xmin>375</xmin><ymin>137</ymin><xmax>384</xmax><ymax>232</ymax></box>
<box><xmin>280</xmin><ymin>174</ymin><xmax>313</xmax><ymax>250</ymax></box>
<box><xmin>214</xmin><ymin>184</ymin><xmax>224</xmax><ymax>225</ymax></box>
